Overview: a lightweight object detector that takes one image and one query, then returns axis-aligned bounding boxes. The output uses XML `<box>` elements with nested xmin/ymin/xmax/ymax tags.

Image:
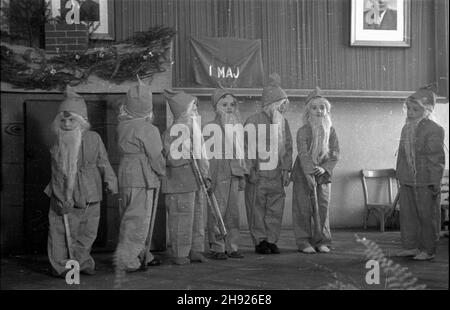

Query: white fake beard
<box><xmin>54</xmin><ymin>128</ymin><xmax>82</xmax><ymax>198</ymax></box>
<box><xmin>272</xmin><ymin>109</ymin><xmax>286</xmax><ymax>157</ymax></box>
<box><xmin>308</xmin><ymin>114</ymin><xmax>332</xmax><ymax>165</ymax></box>
<box><xmin>219</xmin><ymin>109</ymin><xmax>241</xmax><ymax>126</ymax></box>
<box><xmin>218</xmin><ymin>110</ymin><xmax>245</xmax><ymax>161</ymax></box>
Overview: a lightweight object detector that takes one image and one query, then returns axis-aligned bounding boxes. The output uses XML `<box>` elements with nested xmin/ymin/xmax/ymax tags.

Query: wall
<box><xmin>196</xmin><ymin>97</ymin><xmax>449</xmax><ymax>228</ymax></box>
<box><xmin>113</xmin><ymin>0</ymin><xmax>447</xmax><ymax>97</ymax></box>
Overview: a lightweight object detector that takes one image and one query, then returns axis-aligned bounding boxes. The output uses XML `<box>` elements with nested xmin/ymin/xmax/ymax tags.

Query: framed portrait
<box><xmin>49</xmin><ymin>0</ymin><xmax>115</xmax><ymax>40</ymax></box>
<box><xmin>350</xmin><ymin>0</ymin><xmax>410</xmax><ymax>47</ymax></box>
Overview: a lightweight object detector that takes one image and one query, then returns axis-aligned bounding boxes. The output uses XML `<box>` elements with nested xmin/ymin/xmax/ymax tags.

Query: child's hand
<box><xmin>428</xmin><ymin>184</ymin><xmax>440</xmax><ymax>200</ymax></box>
<box><xmin>60</xmin><ymin>199</ymin><xmax>74</xmax><ymax>214</ymax></box>
<box><xmin>104</xmin><ymin>182</ymin><xmax>118</xmax><ymax>196</ymax></box>
<box><xmin>204</xmin><ymin>178</ymin><xmax>213</xmax><ymax>194</ymax></box>
<box><xmin>282</xmin><ymin>170</ymin><xmax>291</xmax><ymax>187</ymax></box>
<box><xmin>238</xmin><ymin>177</ymin><xmax>246</xmax><ymax>191</ymax></box>
<box><xmin>313</xmin><ymin>166</ymin><xmax>326</xmax><ymax>176</ymax></box>
<box><xmin>247</xmin><ymin>168</ymin><xmax>258</xmax><ymax>184</ymax></box>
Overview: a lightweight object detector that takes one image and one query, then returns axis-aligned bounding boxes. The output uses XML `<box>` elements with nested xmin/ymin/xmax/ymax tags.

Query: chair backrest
<box><xmin>441</xmin><ymin>169</ymin><xmax>449</xmax><ymax>207</ymax></box>
<box><xmin>361</xmin><ymin>169</ymin><xmax>397</xmax><ymax>205</ymax></box>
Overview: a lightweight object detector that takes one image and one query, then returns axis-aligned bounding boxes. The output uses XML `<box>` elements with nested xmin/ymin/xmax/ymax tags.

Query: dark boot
<box><xmin>255</xmin><ymin>241</ymin><xmax>271</xmax><ymax>254</ymax></box>
<box><xmin>264</xmin><ymin>241</ymin><xmax>280</xmax><ymax>254</ymax></box>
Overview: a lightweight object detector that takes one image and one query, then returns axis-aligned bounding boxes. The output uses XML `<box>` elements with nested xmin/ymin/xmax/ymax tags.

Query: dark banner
<box><xmin>190</xmin><ymin>37</ymin><xmax>264</xmax><ymax>88</ymax></box>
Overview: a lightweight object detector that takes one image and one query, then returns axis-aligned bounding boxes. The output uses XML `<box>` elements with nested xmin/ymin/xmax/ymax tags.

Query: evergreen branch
<box><xmin>355</xmin><ymin>234</ymin><xmax>426</xmax><ymax>290</ymax></box>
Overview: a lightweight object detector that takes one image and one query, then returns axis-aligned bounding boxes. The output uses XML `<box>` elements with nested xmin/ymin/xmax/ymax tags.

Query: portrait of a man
<box><xmin>363</xmin><ymin>0</ymin><xmax>397</xmax><ymax>30</ymax></box>
<box><xmin>80</xmin><ymin>0</ymin><xmax>100</xmax><ymax>22</ymax></box>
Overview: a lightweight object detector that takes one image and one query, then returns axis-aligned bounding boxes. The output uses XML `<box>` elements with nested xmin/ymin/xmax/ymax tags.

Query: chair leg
<box><xmin>380</xmin><ymin>212</ymin><xmax>385</xmax><ymax>233</ymax></box>
<box><xmin>363</xmin><ymin>209</ymin><xmax>368</xmax><ymax>230</ymax></box>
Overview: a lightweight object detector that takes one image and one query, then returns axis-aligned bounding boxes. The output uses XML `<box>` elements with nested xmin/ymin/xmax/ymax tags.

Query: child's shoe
<box><xmin>316</xmin><ymin>245</ymin><xmax>330</xmax><ymax>253</ymax></box>
<box><xmin>395</xmin><ymin>248</ymin><xmax>420</xmax><ymax>257</ymax></box>
<box><xmin>208</xmin><ymin>251</ymin><xmax>228</xmax><ymax>260</ymax></box>
<box><xmin>189</xmin><ymin>251</ymin><xmax>209</xmax><ymax>263</ymax></box>
<box><xmin>255</xmin><ymin>241</ymin><xmax>271</xmax><ymax>254</ymax></box>
<box><xmin>227</xmin><ymin>251</ymin><xmax>244</xmax><ymax>259</ymax></box>
<box><xmin>147</xmin><ymin>258</ymin><xmax>161</xmax><ymax>266</ymax></box>
<box><xmin>265</xmin><ymin>241</ymin><xmax>281</xmax><ymax>254</ymax></box>
<box><xmin>412</xmin><ymin>251</ymin><xmax>435</xmax><ymax>261</ymax></box>
<box><xmin>50</xmin><ymin>268</ymin><xmax>68</xmax><ymax>279</ymax></box>
<box><xmin>299</xmin><ymin>246</ymin><xmax>316</xmax><ymax>254</ymax></box>
<box><xmin>172</xmin><ymin>257</ymin><xmax>191</xmax><ymax>265</ymax></box>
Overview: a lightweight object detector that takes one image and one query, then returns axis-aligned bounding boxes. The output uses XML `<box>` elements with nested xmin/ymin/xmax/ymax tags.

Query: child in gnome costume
<box><xmin>395</xmin><ymin>84</ymin><xmax>445</xmax><ymax>261</ymax></box>
<box><xmin>244</xmin><ymin>73</ymin><xmax>293</xmax><ymax>255</ymax></box>
<box><xmin>114</xmin><ymin>78</ymin><xmax>166</xmax><ymax>272</ymax></box>
<box><xmin>162</xmin><ymin>90</ymin><xmax>211</xmax><ymax>265</ymax></box>
<box><xmin>204</xmin><ymin>87</ymin><xmax>247</xmax><ymax>260</ymax></box>
<box><xmin>45</xmin><ymin>86</ymin><xmax>118</xmax><ymax>277</ymax></box>
<box><xmin>291</xmin><ymin>87</ymin><xmax>340</xmax><ymax>254</ymax></box>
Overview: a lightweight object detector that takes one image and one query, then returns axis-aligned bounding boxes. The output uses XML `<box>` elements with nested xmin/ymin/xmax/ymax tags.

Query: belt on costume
<box><xmin>121</xmin><ymin>153</ymin><xmax>147</xmax><ymax>157</ymax></box>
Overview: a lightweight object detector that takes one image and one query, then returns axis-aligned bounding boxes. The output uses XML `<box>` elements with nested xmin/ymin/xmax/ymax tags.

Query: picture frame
<box><xmin>48</xmin><ymin>0</ymin><xmax>115</xmax><ymax>40</ymax></box>
<box><xmin>350</xmin><ymin>0</ymin><xmax>410</xmax><ymax>47</ymax></box>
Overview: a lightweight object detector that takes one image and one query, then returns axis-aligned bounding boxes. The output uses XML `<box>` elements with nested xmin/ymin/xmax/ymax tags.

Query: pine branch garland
<box><xmin>1</xmin><ymin>26</ymin><xmax>176</xmax><ymax>90</ymax></box>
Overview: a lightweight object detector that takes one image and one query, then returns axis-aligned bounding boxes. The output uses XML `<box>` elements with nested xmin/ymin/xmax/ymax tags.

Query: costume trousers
<box><xmin>166</xmin><ymin>190</ymin><xmax>205</xmax><ymax>257</ymax></box>
<box><xmin>115</xmin><ymin>187</ymin><xmax>155</xmax><ymax>270</ymax></box>
<box><xmin>208</xmin><ymin>177</ymin><xmax>241</xmax><ymax>253</ymax></box>
<box><xmin>292</xmin><ymin>181</ymin><xmax>332</xmax><ymax>250</ymax></box>
<box><xmin>244</xmin><ymin>176</ymin><xmax>285</xmax><ymax>245</ymax></box>
<box><xmin>48</xmin><ymin>199</ymin><xmax>100</xmax><ymax>275</ymax></box>
<box><xmin>399</xmin><ymin>185</ymin><xmax>440</xmax><ymax>255</ymax></box>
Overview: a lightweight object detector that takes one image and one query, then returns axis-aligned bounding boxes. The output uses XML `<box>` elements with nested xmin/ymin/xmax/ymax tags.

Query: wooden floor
<box><xmin>1</xmin><ymin>229</ymin><xmax>448</xmax><ymax>290</ymax></box>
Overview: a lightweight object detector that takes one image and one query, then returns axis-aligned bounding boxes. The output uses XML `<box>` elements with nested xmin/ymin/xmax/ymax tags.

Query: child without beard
<box><xmin>395</xmin><ymin>84</ymin><xmax>445</xmax><ymax>261</ymax></box>
<box><xmin>45</xmin><ymin>87</ymin><xmax>118</xmax><ymax>278</ymax></box>
<box><xmin>162</xmin><ymin>90</ymin><xmax>211</xmax><ymax>265</ymax></box>
<box><xmin>244</xmin><ymin>73</ymin><xmax>293</xmax><ymax>255</ymax></box>
<box><xmin>291</xmin><ymin>87</ymin><xmax>340</xmax><ymax>254</ymax></box>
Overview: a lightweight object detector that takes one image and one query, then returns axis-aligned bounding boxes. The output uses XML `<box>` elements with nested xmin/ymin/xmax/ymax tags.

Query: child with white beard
<box><xmin>395</xmin><ymin>84</ymin><xmax>445</xmax><ymax>261</ymax></box>
<box><xmin>204</xmin><ymin>87</ymin><xmax>247</xmax><ymax>260</ymax></box>
<box><xmin>44</xmin><ymin>87</ymin><xmax>118</xmax><ymax>277</ymax></box>
<box><xmin>291</xmin><ymin>87</ymin><xmax>340</xmax><ymax>254</ymax></box>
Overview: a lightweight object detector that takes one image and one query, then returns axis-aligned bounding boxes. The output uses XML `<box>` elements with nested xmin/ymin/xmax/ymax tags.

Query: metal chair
<box><xmin>361</xmin><ymin>169</ymin><xmax>399</xmax><ymax>232</ymax></box>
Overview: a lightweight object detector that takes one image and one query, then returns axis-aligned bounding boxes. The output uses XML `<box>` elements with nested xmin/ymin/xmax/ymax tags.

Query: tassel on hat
<box><xmin>261</xmin><ymin>73</ymin><xmax>287</xmax><ymax>107</ymax></box>
<box><xmin>123</xmin><ymin>76</ymin><xmax>153</xmax><ymax>118</ymax></box>
<box><xmin>305</xmin><ymin>86</ymin><xmax>324</xmax><ymax>105</ymax></box>
<box><xmin>408</xmin><ymin>83</ymin><xmax>437</xmax><ymax>112</ymax></box>
<box><xmin>58</xmin><ymin>85</ymin><xmax>88</xmax><ymax>119</ymax></box>
<box><xmin>163</xmin><ymin>89</ymin><xmax>197</xmax><ymax>119</ymax></box>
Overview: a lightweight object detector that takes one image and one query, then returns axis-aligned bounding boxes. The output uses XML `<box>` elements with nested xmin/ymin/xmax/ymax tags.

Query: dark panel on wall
<box><xmin>113</xmin><ymin>0</ymin><xmax>439</xmax><ymax>91</ymax></box>
<box><xmin>1</xmin><ymin>93</ymin><xmax>168</xmax><ymax>254</ymax></box>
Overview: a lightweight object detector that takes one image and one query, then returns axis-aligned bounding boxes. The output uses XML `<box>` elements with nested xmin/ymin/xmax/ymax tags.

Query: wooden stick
<box><xmin>311</xmin><ymin>185</ymin><xmax>323</xmax><ymax>245</ymax></box>
<box><xmin>62</xmin><ymin>214</ymin><xmax>74</xmax><ymax>260</ymax></box>
<box><xmin>142</xmin><ymin>185</ymin><xmax>160</xmax><ymax>269</ymax></box>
